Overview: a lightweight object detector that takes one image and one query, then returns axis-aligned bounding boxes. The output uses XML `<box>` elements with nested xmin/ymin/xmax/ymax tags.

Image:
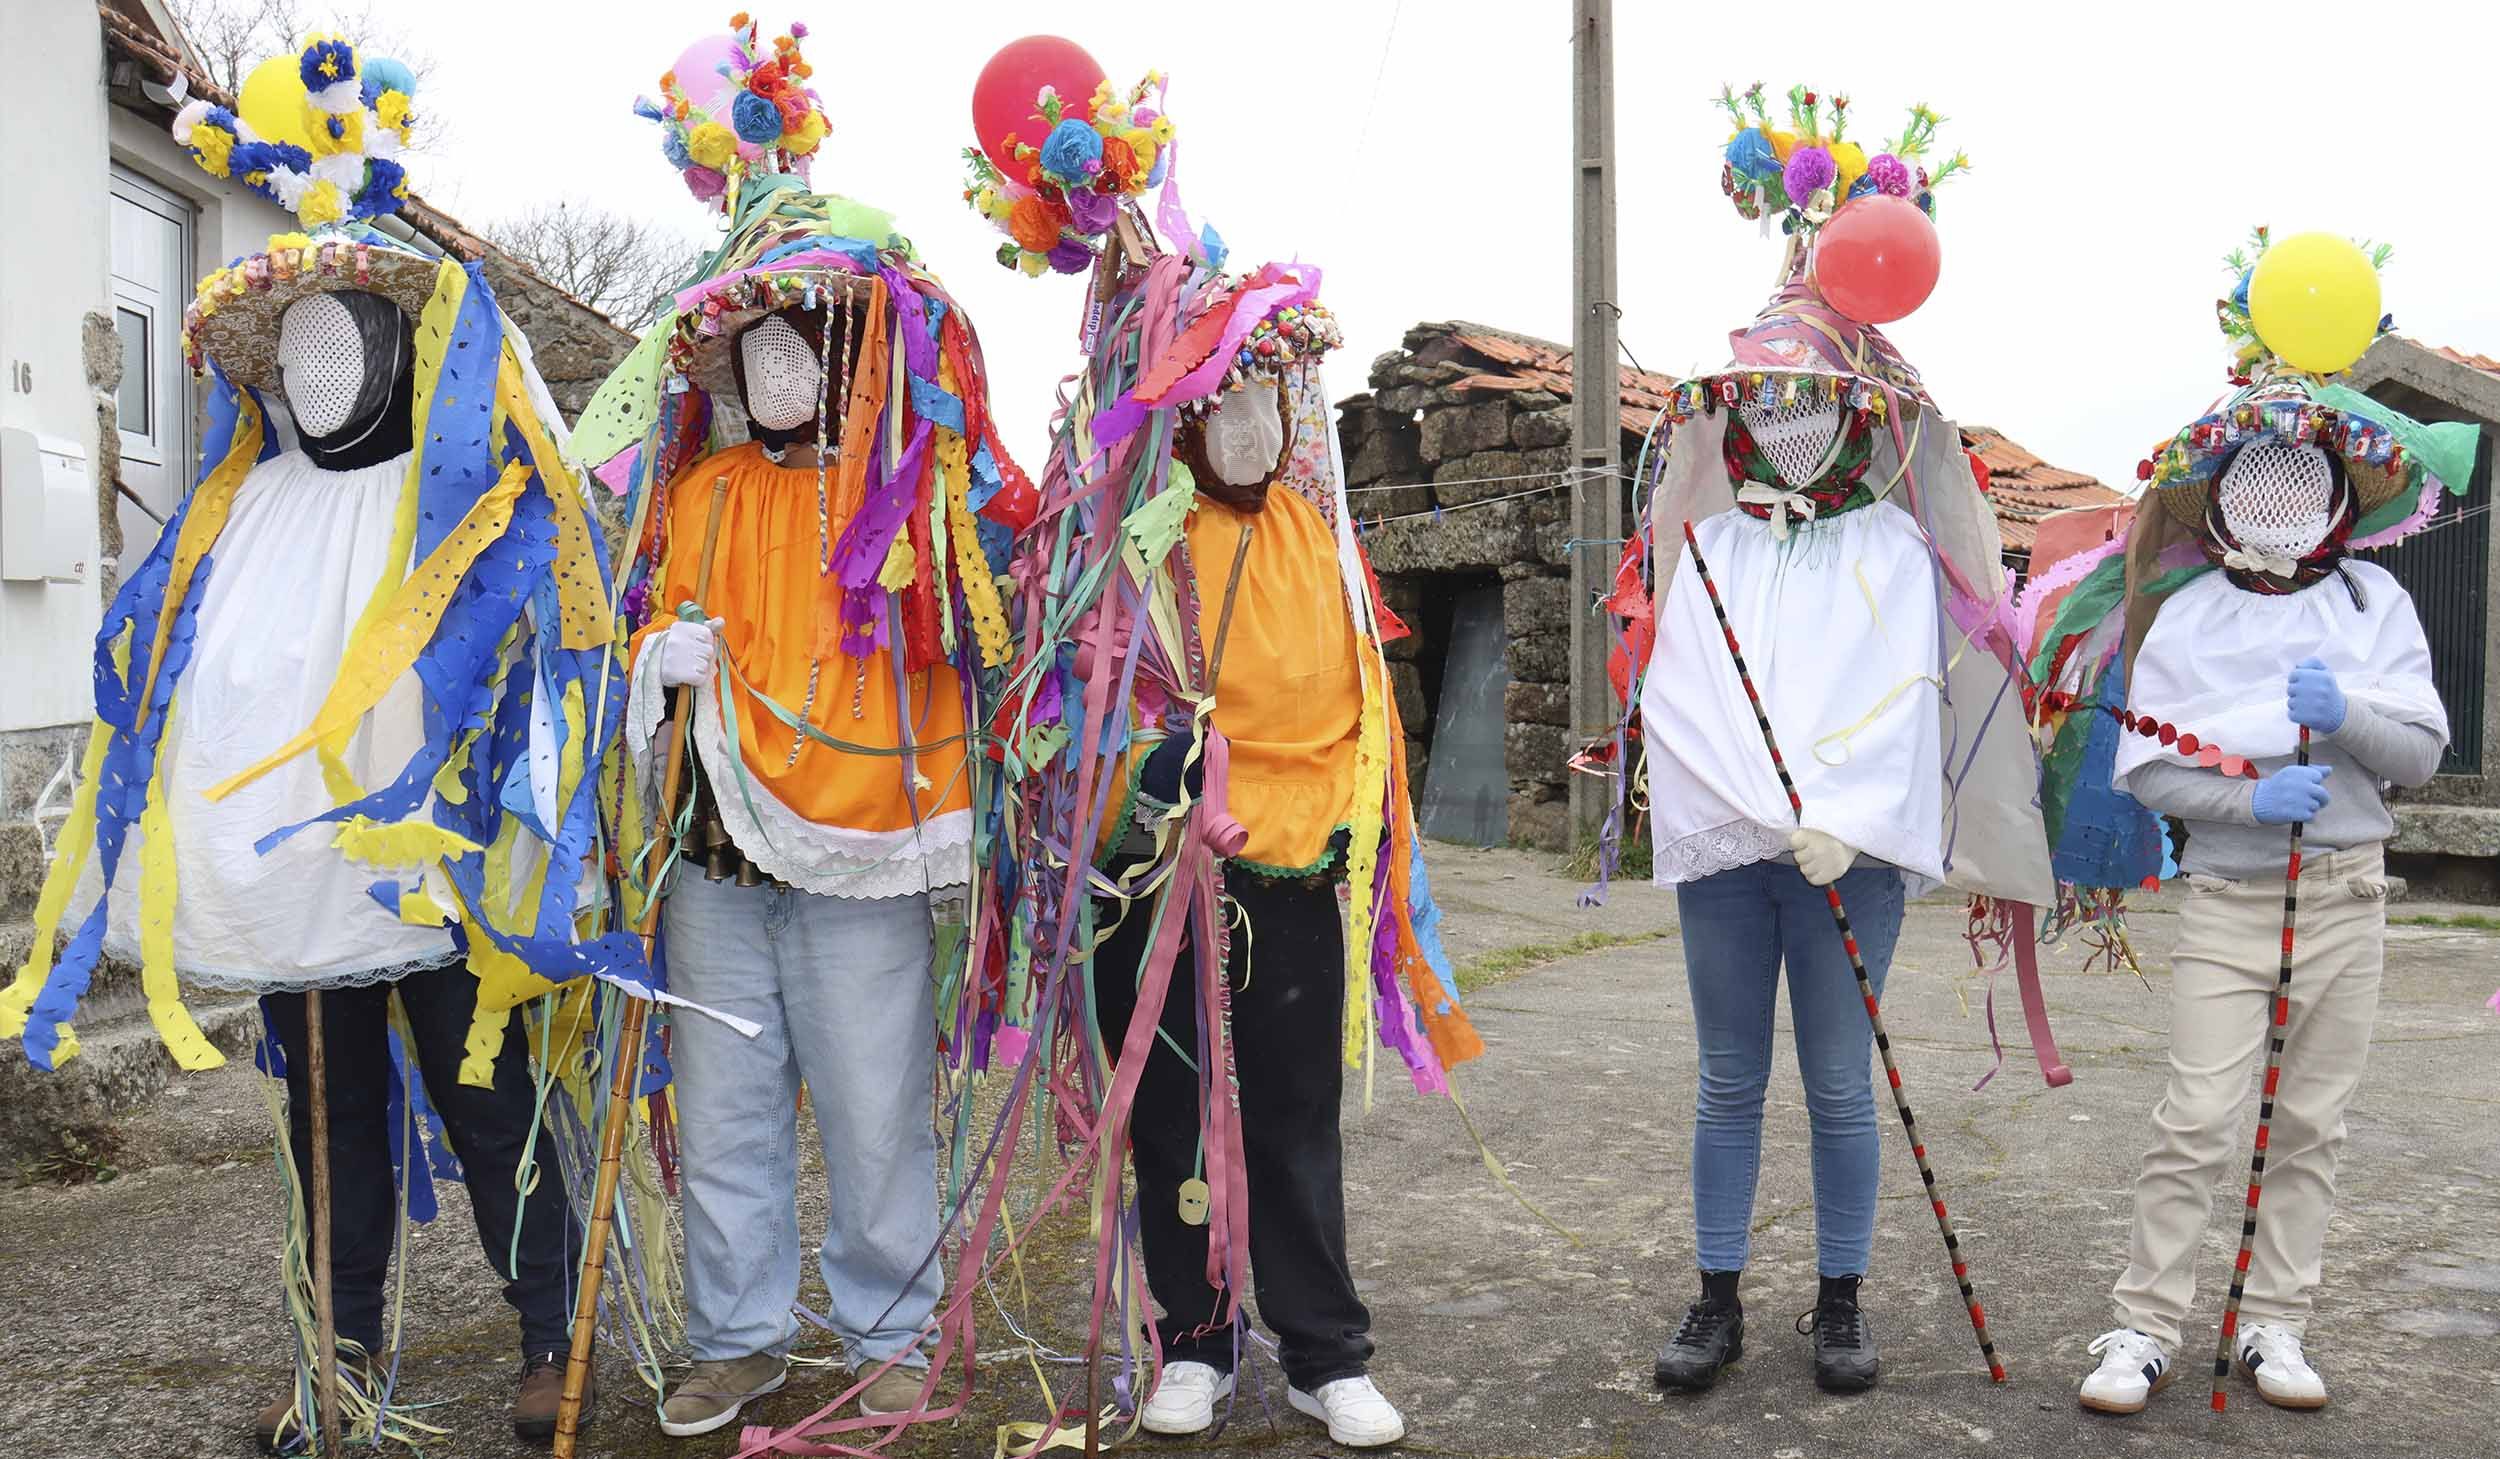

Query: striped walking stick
<box><xmin>1679</xmin><ymin>521</ymin><xmax>2007</xmax><ymax>1384</ymax></box>
<box><xmin>2210</xmin><ymin>724</ymin><xmax>2312</xmax><ymax>1412</ymax></box>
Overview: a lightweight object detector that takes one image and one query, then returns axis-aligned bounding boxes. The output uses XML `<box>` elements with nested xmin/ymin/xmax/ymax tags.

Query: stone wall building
<box><xmin>1336</xmin><ymin>321</ymin><xmax>1673</xmax><ymax>851</ymax></box>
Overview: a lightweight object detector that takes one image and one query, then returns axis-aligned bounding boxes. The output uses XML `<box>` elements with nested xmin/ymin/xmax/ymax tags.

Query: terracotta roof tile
<box><xmin>1960</xmin><ymin>425</ymin><xmax>2125</xmax><ymax>557</ymax></box>
<box><xmin>2431</xmin><ymin>344</ymin><xmax>2500</xmax><ymax>378</ymax></box>
<box><xmin>1430</xmin><ymin>322</ymin><xmax>1680</xmax><ymax>424</ymax></box>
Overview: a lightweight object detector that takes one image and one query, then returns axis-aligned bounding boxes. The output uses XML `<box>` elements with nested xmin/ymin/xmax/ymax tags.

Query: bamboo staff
<box><xmin>554</xmin><ymin>476</ymin><xmax>731</xmax><ymax>1456</ymax></box>
<box><xmin>305</xmin><ymin>989</ymin><xmax>343</xmax><ymax>1458</ymax></box>
<box><xmin>2210</xmin><ymin>724</ymin><xmax>2312</xmax><ymax>1411</ymax></box>
<box><xmin>1679</xmin><ymin>520</ymin><xmax>2007</xmax><ymax>1383</ymax></box>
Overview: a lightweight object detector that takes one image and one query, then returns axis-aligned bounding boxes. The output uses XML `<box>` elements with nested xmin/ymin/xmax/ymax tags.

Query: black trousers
<box><xmin>1091</xmin><ymin>868</ymin><xmax>1373</xmax><ymax>1392</ymax></box>
<box><xmin>261</xmin><ymin>962</ymin><xmax>575</xmax><ymax>1359</ymax></box>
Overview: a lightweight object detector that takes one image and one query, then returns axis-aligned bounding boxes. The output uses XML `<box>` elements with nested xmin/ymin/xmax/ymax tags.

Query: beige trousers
<box><xmin>2111</xmin><ymin>844</ymin><xmax>2389</xmax><ymax>1349</ymax></box>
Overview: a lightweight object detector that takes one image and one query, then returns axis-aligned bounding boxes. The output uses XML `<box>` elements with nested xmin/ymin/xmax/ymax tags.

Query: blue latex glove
<box><xmin>2251</xmin><ymin>763</ymin><xmax>2333</xmax><ymax>825</ymax></box>
<box><xmin>2286</xmin><ymin>656</ymin><xmax>2347</xmax><ymax>735</ymax></box>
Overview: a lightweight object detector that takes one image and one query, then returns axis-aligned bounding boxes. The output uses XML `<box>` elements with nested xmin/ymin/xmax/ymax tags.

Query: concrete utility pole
<box><xmin>1568</xmin><ymin>0</ymin><xmax>1622</xmax><ymax>850</ymax></box>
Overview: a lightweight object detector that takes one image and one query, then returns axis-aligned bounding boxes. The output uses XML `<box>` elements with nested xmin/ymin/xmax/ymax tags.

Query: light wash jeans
<box><xmin>663</xmin><ymin>875</ymin><xmax>943</xmax><ymax>1366</ymax></box>
<box><xmin>1675</xmin><ymin>859</ymin><xmax>1904</xmax><ymax>1276</ymax></box>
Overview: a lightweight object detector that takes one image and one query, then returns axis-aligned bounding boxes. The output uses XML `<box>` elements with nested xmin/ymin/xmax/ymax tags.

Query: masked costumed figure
<box><xmin>2073</xmin><ymin>232</ymin><xmax>2469</xmax><ymax>1416</ymax></box>
<box><xmin>0</xmin><ymin>37</ymin><xmax>637</xmax><ymax>1450</ymax></box>
<box><xmin>1608</xmin><ymin>86</ymin><xmax>2050</xmax><ymax>1396</ymax></box>
<box><xmin>964</xmin><ymin>68</ymin><xmax>1482</xmax><ymax>1451</ymax></box>
<box><xmin>568</xmin><ymin>17</ymin><xmax>1025</xmax><ymax>1438</ymax></box>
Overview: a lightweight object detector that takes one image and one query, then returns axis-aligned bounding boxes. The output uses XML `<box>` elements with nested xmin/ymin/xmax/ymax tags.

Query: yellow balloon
<box><xmin>2247</xmin><ymin>232</ymin><xmax>2382</xmax><ymax>375</ymax></box>
<box><xmin>237</xmin><ymin>54</ymin><xmax>315</xmax><ymax>151</ymax></box>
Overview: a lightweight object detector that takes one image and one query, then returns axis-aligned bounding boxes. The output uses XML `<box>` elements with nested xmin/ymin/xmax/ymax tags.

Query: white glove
<box><xmin>651</xmin><ymin>617</ymin><xmax>724</xmax><ymax>689</ymax></box>
<box><xmin>1788</xmin><ymin>828</ymin><xmax>1859</xmax><ymax>887</ymax></box>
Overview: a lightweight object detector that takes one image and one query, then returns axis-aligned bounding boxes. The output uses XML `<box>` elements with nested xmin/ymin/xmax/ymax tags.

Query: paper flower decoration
<box><xmin>963</xmin><ymin>70</ymin><xmax>1174</xmax><ymax>277</ymax></box>
<box><xmin>172</xmin><ymin>34</ymin><xmax>414</xmax><ymax>228</ymax></box>
<box><xmin>1714</xmin><ymin>83</ymin><xmax>1967</xmax><ymax>232</ymax></box>
<box><xmin>636</xmin><ymin>15</ymin><xmax>830</xmax><ymax>214</ymax></box>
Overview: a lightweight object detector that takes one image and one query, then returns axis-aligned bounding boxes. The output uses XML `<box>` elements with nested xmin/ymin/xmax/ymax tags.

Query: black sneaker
<box><xmin>1797</xmin><ymin>1275</ymin><xmax>1880</xmax><ymax>1393</ymax></box>
<box><xmin>1655</xmin><ymin>1299</ymin><xmax>1745</xmax><ymax>1391</ymax></box>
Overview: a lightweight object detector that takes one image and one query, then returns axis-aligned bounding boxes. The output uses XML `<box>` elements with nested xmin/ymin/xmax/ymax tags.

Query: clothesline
<box><xmin>1351</xmin><ymin>473</ymin><xmax>1595</xmax><ymax>531</ymax></box>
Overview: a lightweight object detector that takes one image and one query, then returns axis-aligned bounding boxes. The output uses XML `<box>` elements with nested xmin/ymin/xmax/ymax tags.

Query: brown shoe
<box><xmin>855</xmin><ymin>1361</ymin><xmax>932</xmax><ymax>1417</ymax></box>
<box><xmin>515</xmin><ymin>1351</ymin><xmax>593</xmax><ymax>1448</ymax></box>
<box><xmin>252</xmin><ymin>1344</ymin><xmax>379</xmax><ymax>1455</ymax></box>
<box><xmin>659</xmin><ymin>1352</ymin><xmax>789</xmax><ymax>1438</ymax></box>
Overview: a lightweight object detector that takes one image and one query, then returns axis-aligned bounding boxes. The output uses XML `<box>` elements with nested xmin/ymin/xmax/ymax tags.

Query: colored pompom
<box><xmin>351</xmin><ymin>156</ymin><xmax>405</xmax><ymax>217</ymax></box>
<box><xmin>1008</xmin><ymin>194</ymin><xmax>1062</xmax><ymax>253</ymax></box>
<box><xmin>1782</xmin><ymin>144</ymin><xmax>1836</xmax><ymax>205</ymax></box>
<box><xmin>298</xmin><ymin>178</ymin><xmax>346</xmax><ymax>226</ymax></box>
<box><xmin>1723</xmin><ymin>126</ymin><xmax>1779</xmax><ymax>183</ymax></box>
<box><xmin>687</xmin><ymin>121</ymin><xmax>736</xmax><ymax>170</ymax></box>
<box><xmin>299</xmin><ymin>37</ymin><xmax>357</xmax><ymax>90</ymax></box>
<box><xmin>358</xmin><ymin>56</ymin><xmax>416</xmax><ymax>106</ymax></box>
<box><xmin>1866</xmin><ymin>153</ymin><xmax>1912</xmax><ymax>197</ymax></box>
<box><xmin>682</xmin><ymin>165</ymin><xmax>727</xmax><ymax>202</ymax></box>
<box><xmin>731</xmin><ymin>90</ymin><xmax>783</xmax><ymax>144</ymax></box>
<box><xmin>1038</xmin><ymin>117</ymin><xmax>1104</xmax><ymax>186</ymax></box>
<box><xmin>662</xmin><ymin>127</ymin><xmax>694</xmax><ymax>169</ymax></box>
<box><xmin>1828</xmin><ymin>140</ymin><xmax>1868</xmax><ymax>199</ymax></box>
<box><xmin>1046</xmin><ymin>238</ymin><xmax>1093</xmax><ymax>274</ymax></box>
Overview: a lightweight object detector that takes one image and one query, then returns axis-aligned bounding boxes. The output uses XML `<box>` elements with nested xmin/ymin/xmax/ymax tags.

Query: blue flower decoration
<box><xmin>352</xmin><ymin>157</ymin><xmax>406</xmax><ymax>218</ymax></box>
<box><xmin>1723</xmin><ymin>127</ymin><xmax>1779</xmax><ymax>184</ymax></box>
<box><xmin>1038</xmin><ymin>118</ymin><xmax>1103</xmax><ymax>187</ymax></box>
<box><xmin>2232</xmin><ymin>270</ymin><xmax>2252</xmax><ymax>313</ymax></box>
<box><xmin>731</xmin><ymin>91</ymin><xmax>783</xmax><ymax>145</ymax></box>
<box><xmin>1847</xmin><ymin>173</ymin><xmax>1877</xmax><ymax>200</ymax></box>
<box><xmin>299</xmin><ymin>38</ymin><xmax>357</xmax><ymax>90</ymax></box>
<box><xmin>661</xmin><ymin>128</ymin><xmax>694</xmax><ymax>169</ymax></box>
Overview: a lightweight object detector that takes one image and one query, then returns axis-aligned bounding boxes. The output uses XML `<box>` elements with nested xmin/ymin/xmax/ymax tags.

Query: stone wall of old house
<box><xmin>480</xmin><ymin>257</ymin><xmax>636</xmax><ymax>423</ymax></box>
<box><xmin>1338</xmin><ymin>325</ymin><xmax>1648</xmax><ymax>852</ymax></box>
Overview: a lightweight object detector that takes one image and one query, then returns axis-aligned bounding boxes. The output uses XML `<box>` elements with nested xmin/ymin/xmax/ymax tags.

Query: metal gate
<box><xmin>2374</xmin><ymin>428</ymin><xmax>2492</xmax><ymax>777</ymax></box>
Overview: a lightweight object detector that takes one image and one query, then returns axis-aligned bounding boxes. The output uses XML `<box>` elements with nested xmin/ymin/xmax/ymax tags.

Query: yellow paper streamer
<box><xmin>137</xmin><ymin>726</ymin><xmax>222</xmax><ymax>1070</ymax></box>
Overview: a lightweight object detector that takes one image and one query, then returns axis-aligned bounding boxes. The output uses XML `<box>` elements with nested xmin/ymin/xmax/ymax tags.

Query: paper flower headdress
<box><xmin>171</xmin><ymin>34</ymin><xmax>416</xmax><ymax>229</ymax></box>
<box><xmin>963</xmin><ymin>72</ymin><xmax>1176</xmax><ymax>276</ymax></box>
<box><xmin>636</xmin><ymin>14</ymin><xmax>832</xmax><ymax>213</ymax></box>
<box><xmin>1717</xmin><ymin>83</ymin><xmax>1967</xmax><ymax>233</ymax></box>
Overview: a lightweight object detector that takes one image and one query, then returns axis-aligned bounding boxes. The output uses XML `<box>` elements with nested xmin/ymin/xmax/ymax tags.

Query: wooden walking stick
<box><xmin>1680</xmin><ymin>521</ymin><xmax>2008</xmax><ymax>1383</ymax></box>
<box><xmin>2210</xmin><ymin>725</ymin><xmax>2312</xmax><ymax>1412</ymax></box>
<box><xmin>304</xmin><ymin>988</ymin><xmax>344</xmax><ymax>1459</ymax></box>
<box><xmin>554</xmin><ymin>476</ymin><xmax>732</xmax><ymax>1457</ymax></box>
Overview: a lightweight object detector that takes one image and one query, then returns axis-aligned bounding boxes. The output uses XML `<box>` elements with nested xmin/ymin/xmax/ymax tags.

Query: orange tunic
<box><xmin>1189</xmin><ymin>488</ymin><xmax>1363</xmax><ymax>873</ymax></box>
<box><xmin>635</xmin><ymin>442</ymin><xmax>969</xmax><ymax>836</ymax></box>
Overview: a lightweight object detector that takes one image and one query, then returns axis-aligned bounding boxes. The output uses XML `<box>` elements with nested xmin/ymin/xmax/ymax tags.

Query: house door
<box><xmin>109</xmin><ymin>166</ymin><xmax>195</xmax><ymax>567</ymax></box>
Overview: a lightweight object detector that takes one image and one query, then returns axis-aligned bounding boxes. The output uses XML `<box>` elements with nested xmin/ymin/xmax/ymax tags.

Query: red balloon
<box><xmin>971</xmin><ymin>35</ymin><xmax>1106</xmax><ymax>177</ymax></box>
<box><xmin>1811</xmin><ymin>196</ymin><xmax>1942</xmax><ymax>325</ymax></box>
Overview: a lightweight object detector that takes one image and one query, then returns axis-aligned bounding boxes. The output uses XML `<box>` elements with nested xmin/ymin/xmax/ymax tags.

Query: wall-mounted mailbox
<box><xmin>0</xmin><ymin>427</ymin><xmax>90</xmax><ymax>585</ymax></box>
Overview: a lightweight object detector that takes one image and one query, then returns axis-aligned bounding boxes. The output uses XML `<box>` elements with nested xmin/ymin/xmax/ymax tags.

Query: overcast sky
<box><xmin>396</xmin><ymin>0</ymin><xmax>2500</xmax><ymax>488</ymax></box>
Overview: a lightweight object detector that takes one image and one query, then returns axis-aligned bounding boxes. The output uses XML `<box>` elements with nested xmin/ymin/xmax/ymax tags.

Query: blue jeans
<box><xmin>1675</xmin><ymin>859</ymin><xmax>1904</xmax><ymax>1277</ymax></box>
<box><xmin>663</xmin><ymin>876</ymin><xmax>943</xmax><ymax>1365</ymax></box>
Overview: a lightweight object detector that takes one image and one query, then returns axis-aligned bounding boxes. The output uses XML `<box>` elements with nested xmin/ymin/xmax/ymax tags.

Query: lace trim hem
<box><xmin>107</xmin><ymin>937</ymin><xmax>463</xmax><ymax>995</ymax></box>
<box><xmin>690</xmin><ymin>693</ymin><xmax>972</xmax><ymax>899</ymax></box>
<box><xmin>1652</xmin><ymin>819</ymin><xmax>1792</xmax><ymax>886</ymax></box>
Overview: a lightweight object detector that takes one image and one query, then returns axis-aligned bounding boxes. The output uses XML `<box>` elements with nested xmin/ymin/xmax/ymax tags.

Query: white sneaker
<box><xmin>2078</xmin><ymin>1328</ymin><xmax>2172</xmax><ymax>1415</ymax></box>
<box><xmin>1287</xmin><ymin>1375</ymin><xmax>1406</xmax><ymax>1448</ymax></box>
<box><xmin>1139</xmin><ymin>1360</ymin><xmax>1233</xmax><ymax>1436</ymax></box>
<box><xmin>2238</xmin><ymin>1322</ymin><xmax>2328</xmax><ymax>1409</ymax></box>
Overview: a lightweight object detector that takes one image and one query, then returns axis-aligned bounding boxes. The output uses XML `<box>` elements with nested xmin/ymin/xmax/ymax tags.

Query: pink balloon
<box><xmin>1811</xmin><ymin>196</ymin><xmax>1942</xmax><ymax>325</ymax></box>
<box><xmin>672</xmin><ymin>34</ymin><xmax>745</xmax><ymax>116</ymax></box>
<box><xmin>970</xmin><ymin>35</ymin><xmax>1105</xmax><ymax>176</ymax></box>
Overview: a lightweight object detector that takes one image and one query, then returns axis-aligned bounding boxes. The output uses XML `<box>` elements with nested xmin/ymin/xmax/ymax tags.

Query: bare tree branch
<box><xmin>483</xmin><ymin>201</ymin><xmax>708</xmax><ymax>332</ymax></box>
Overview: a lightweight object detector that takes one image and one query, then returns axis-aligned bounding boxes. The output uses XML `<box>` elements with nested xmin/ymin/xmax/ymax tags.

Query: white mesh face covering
<box><xmin>279</xmin><ymin>293</ymin><xmax>368</xmax><ymax>438</ymax></box>
<box><xmin>1737</xmin><ymin>397</ymin><xmax>1843</xmax><ymax>488</ymax></box>
<box><xmin>739</xmin><ymin>315</ymin><xmax>824</xmax><ymax>432</ymax></box>
<box><xmin>2219</xmin><ymin>443</ymin><xmax>2336</xmax><ymax>561</ymax></box>
<box><xmin>1203</xmin><ymin>378</ymin><xmax>1285</xmax><ymax>487</ymax></box>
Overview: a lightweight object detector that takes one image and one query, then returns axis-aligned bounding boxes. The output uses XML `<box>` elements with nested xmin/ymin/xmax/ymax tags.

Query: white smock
<box><xmin>86</xmin><ymin>449</ymin><xmax>454</xmax><ymax>991</ymax></box>
<box><xmin>2114</xmin><ymin>559</ymin><xmax>2447</xmax><ymax>780</ymax></box>
<box><xmin>1642</xmin><ymin>500</ymin><xmax>1946</xmax><ymax>896</ymax></box>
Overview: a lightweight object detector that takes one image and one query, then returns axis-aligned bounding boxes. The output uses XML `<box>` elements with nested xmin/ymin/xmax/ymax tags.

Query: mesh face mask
<box><xmin>1203</xmin><ymin>378</ymin><xmax>1286</xmax><ymax>488</ymax></box>
<box><xmin>279</xmin><ymin>293</ymin><xmax>371</xmax><ymax>438</ymax></box>
<box><xmin>2219</xmin><ymin>443</ymin><xmax>2336</xmax><ymax>562</ymax></box>
<box><xmin>739</xmin><ymin>315</ymin><xmax>824</xmax><ymax>432</ymax></box>
<box><xmin>1735</xmin><ymin>397</ymin><xmax>1843</xmax><ymax>487</ymax></box>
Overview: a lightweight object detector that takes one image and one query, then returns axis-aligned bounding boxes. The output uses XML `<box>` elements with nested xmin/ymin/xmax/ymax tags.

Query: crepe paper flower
<box><xmin>298</xmin><ymin>179</ymin><xmax>346</xmax><ymax>226</ymax></box>
<box><xmin>300</xmin><ymin>37</ymin><xmax>357</xmax><ymax>89</ymax></box>
<box><xmin>784</xmin><ymin>111</ymin><xmax>828</xmax><ymax>157</ymax></box>
<box><xmin>1766</xmin><ymin>128</ymin><xmax>1799</xmax><ymax>163</ymax></box>
<box><xmin>688</xmin><ymin>121</ymin><xmax>736</xmax><ymax>170</ymax></box>
<box><xmin>1047</xmin><ymin>238</ymin><xmax>1093</xmax><ymax>274</ymax></box>
<box><xmin>1008</xmin><ymin>195</ymin><xmax>1063</xmax><ymax>253</ymax></box>
<box><xmin>1098</xmin><ymin>134</ymin><xmax>1138</xmax><ymax>192</ymax></box>
<box><xmin>1066</xmin><ymin>184</ymin><xmax>1116</xmax><ymax>235</ymax></box>
<box><xmin>731</xmin><ymin>90</ymin><xmax>783</xmax><ymax>144</ymax></box>
<box><xmin>352</xmin><ymin>157</ymin><xmax>406</xmax><ymax>217</ymax></box>
<box><xmin>1782</xmin><ymin>144</ymin><xmax>1836</xmax><ymax>205</ymax></box>
<box><xmin>374</xmin><ymin>90</ymin><xmax>415</xmax><ymax>141</ymax></box>
<box><xmin>790</xmin><ymin>20</ymin><xmax>808</xmax><ymax>37</ymax></box>
<box><xmin>1039</xmin><ymin>117</ymin><xmax>1103</xmax><ymax>185</ymax></box>
<box><xmin>730</xmin><ymin>11</ymin><xmax>752</xmax><ymax>30</ymax></box>
<box><xmin>1724</xmin><ymin>127</ymin><xmax>1779</xmax><ymax>183</ymax></box>
<box><xmin>186</xmin><ymin>113</ymin><xmax>239</xmax><ymax>177</ymax></box>
<box><xmin>1865</xmin><ymin>153</ymin><xmax>1912</xmax><ymax>197</ymax></box>
<box><xmin>662</xmin><ymin>127</ymin><xmax>694</xmax><ymax>169</ymax></box>
<box><xmin>1828</xmin><ymin>141</ymin><xmax>1867</xmax><ymax>199</ymax></box>
<box><xmin>683</xmin><ymin>165</ymin><xmax>727</xmax><ymax>202</ymax></box>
